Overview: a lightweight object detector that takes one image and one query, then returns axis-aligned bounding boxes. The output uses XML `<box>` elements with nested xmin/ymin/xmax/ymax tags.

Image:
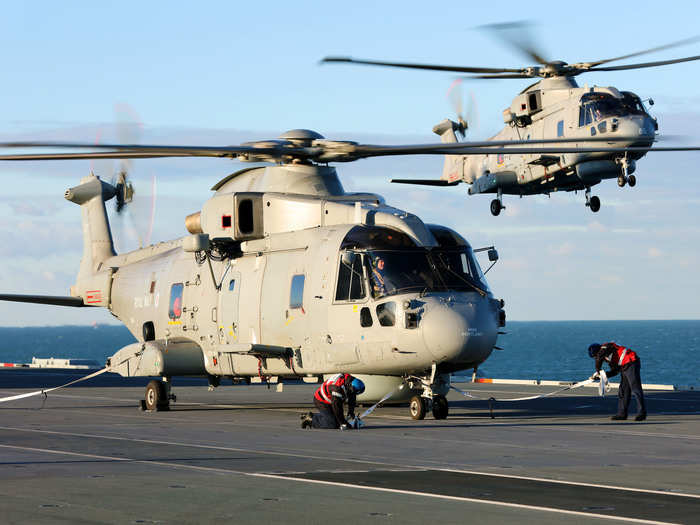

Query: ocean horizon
<box><xmin>0</xmin><ymin>320</ymin><xmax>697</xmax><ymax>387</ymax></box>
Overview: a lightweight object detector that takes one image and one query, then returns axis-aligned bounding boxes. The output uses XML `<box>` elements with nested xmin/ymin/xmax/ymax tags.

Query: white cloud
<box><xmin>548</xmin><ymin>241</ymin><xmax>575</xmax><ymax>256</ymax></box>
<box><xmin>647</xmin><ymin>247</ymin><xmax>664</xmax><ymax>258</ymax></box>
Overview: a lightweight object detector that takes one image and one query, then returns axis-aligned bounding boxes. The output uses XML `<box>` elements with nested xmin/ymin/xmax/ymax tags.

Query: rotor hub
<box><xmin>278</xmin><ymin>129</ymin><xmax>325</xmax><ymax>147</ymax></box>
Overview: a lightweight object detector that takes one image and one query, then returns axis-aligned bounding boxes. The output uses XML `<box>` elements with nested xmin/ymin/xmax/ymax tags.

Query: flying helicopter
<box><xmin>0</xmin><ymin>129</ymin><xmax>696</xmax><ymax>420</ymax></box>
<box><xmin>322</xmin><ymin>23</ymin><xmax>700</xmax><ymax>215</ymax></box>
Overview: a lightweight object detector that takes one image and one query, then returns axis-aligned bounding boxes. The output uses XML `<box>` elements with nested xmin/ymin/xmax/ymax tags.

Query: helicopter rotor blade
<box><xmin>4</xmin><ymin>135</ymin><xmax>700</xmax><ymax>165</ymax></box>
<box><xmin>321</xmin><ymin>56</ymin><xmax>523</xmax><ymax>75</ymax></box>
<box><xmin>446</xmin><ymin>79</ymin><xmax>467</xmax><ymax>137</ymax></box>
<box><xmin>468</xmin><ymin>73</ymin><xmax>535</xmax><ymax>79</ymax></box>
<box><xmin>479</xmin><ymin>21</ymin><xmax>549</xmax><ymax>65</ymax></box>
<box><xmin>582</xmin><ymin>35</ymin><xmax>700</xmax><ymax>68</ymax></box>
<box><xmin>589</xmin><ymin>54</ymin><xmax>700</xmax><ymax>72</ymax></box>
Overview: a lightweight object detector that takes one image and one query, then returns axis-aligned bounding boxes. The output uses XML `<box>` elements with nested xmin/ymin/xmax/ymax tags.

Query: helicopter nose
<box><xmin>616</xmin><ymin>115</ymin><xmax>655</xmax><ymax>140</ymax></box>
<box><xmin>421</xmin><ymin>299</ymin><xmax>497</xmax><ymax>364</ymax></box>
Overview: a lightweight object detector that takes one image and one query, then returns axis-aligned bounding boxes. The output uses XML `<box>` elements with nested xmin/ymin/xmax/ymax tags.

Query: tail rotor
<box><xmin>446</xmin><ymin>79</ymin><xmax>479</xmax><ymax>139</ymax></box>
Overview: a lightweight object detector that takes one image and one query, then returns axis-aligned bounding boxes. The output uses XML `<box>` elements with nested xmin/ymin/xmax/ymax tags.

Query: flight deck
<box><xmin>1</xmin><ymin>370</ymin><xmax>699</xmax><ymax>524</ymax></box>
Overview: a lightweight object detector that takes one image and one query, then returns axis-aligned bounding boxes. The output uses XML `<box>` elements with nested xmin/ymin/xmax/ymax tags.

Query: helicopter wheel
<box><xmin>490</xmin><ymin>199</ymin><xmax>503</xmax><ymax>216</ymax></box>
<box><xmin>589</xmin><ymin>196</ymin><xmax>601</xmax><ymax>213</ymax></box>
<box><xmin>617</xmin><ymin>175</ymin><xmax>627</xmax><ymax>187</ymax></box>
<box><xmin>628</xmin><ymin>175</ymin><xmax>636</xmax><ymax>187</ymax></box>
<box><xmin>409</xmin><ymin>395</ymin><xmax>427</xmax><ymax>420</ymax></box>
<box><xmin>432</xmin><ymin>395</ymin><xmax>449</xmax><ymax>420</ymax></box>
<box><xmin>144</xmin><ymin>379</ymin><xmax>169</xmax><ymax>411</ymax></box>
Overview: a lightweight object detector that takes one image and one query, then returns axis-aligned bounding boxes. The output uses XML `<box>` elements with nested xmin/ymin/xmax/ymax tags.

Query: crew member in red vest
<box><xmin>588</xmin><ymin>342</ymin><xmax>646</xmax><ymax>421</ymax></box>
<box><xmin>301</xmin><ymin>373</ymin><xmax>365</xmax><ymax>430</ymax></box>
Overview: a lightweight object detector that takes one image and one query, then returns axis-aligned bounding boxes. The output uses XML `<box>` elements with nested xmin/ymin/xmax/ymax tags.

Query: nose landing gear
<box><xmin>617</xmin><ymin>157</ymin><xmax>637</xmax><ymax>189</ymax></box>
<box><xmin>406</xmin><ymin>368</ymin><xmax>451</xmax><ymax>420</ymax></box>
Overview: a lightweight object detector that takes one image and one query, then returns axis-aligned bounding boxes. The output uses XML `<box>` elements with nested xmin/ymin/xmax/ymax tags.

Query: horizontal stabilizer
<box><xmin>391</xmin><ymin>179</ymin><xmax>460</xmax><ymax>186</ymax></box>
<box><xmin>0</xmin><ymin>294</ymin><xmax>86</xmax><ymax>307</ymax></box>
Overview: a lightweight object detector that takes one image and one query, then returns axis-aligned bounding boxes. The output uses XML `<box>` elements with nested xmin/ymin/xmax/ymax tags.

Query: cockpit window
<box><xmin>579</xmin><ymin>92</ymin><xmax>648</xmax><ymax>127</ymax></box>
<box><xmin>620</xmin><ymin>91</ymin><xmax>648</xmax><ymax>116</ymax></box>
<box><xmin>335</xmin><ymin>251</ymin><xmax>366</xmax><ymax>302</ymax></box>
<box><xmin>367</xmin><ymin>248</ymin><xmax>489</xmax><ymax>299</ymax></box>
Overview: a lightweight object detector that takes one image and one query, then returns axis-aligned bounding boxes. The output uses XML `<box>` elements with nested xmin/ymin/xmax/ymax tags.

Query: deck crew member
<box><xmin>588</xmin><ymin>342</ymin><xmax>647</xmax><ymax>421</ymax></box>
<box><xmin>302</xmin><ymin>373</ymin><xmax>365</xmax><ymax>429</ymax></box>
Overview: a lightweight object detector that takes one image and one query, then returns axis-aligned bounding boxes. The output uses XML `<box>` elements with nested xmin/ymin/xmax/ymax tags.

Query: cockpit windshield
<box><xmin>579</xmin><ymin>92</ymin><xmax>648</xmax><ymax>126</ymax></box>
<box><xmin>579</xmin><ymin>93</ymin><xmax>622</xmax><ymax>125</ymax></box>
<box><xmin>366</xmin><ymin>247</ymin><xmax>489</xmax><ymax>299</ymax></box>
<box><xmin>334</xmin><ymin>225</ymin><xmax>491</xmax><ymax>301</ymax></box>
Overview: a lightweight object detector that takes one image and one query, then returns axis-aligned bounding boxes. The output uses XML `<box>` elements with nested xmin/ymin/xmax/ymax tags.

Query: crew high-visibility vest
<box><xmin>314</xmin><ymin>373</ymin><xmax>350</xmax><ymax>405</ymax></box>
<box><xmin>606</xmin><ymin>342</ymin><xmax>638</xmax><ymax>367</ymax></box>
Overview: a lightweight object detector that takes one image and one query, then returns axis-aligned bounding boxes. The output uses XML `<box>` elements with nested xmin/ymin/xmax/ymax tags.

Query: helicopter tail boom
<box><xmin>64</xmin><ymin>174</ymin><xmax>117</xmax><ymax>308</ymax></box>
<box><xmin>433</xmin><ymin>119</ymin><xmax>467</xmax><ymax>183</ymax></box>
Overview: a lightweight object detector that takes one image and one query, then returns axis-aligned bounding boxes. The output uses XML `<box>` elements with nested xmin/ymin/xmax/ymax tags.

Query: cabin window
<box><xmin>335</xmin><ymin>252</ymin><xmax>367</xmax><ymax>301</ymax></box>
<box><xmin>228</xmin><ymin>279</ymin><xmax>236</xmax><ymax>291</ymax></box>
<box><xmin>360</xmin><ymin>307</ymin><xmax>373</xmax><ymax>327</ymax></box>
<box><xmin>290</xmin><ymin>274</ymin><xmax>305</xmax><ymax>309</ymax></box>
<box><xmin>528</xmin><ymin>93</ymin><xmax>538</xmax><ymax>111</ymax></box>
<box><xmin>376</xmin><ymin>301</ymin><xmax>396</xmax><ymax>327</ymax></box>
<box><xmin>557</xmin><ymin>120</ymin><xmax>564</xmax><ymax>137</ymax></box>
<box><xmin>238</xmin><ymin>199</ymin><xmax>254</xmax><ymax>234</ymax></box>
<box><xmin>168</xmin><ymin>283</ymin><xmax>184</xmax><ymax>319</ymax></box>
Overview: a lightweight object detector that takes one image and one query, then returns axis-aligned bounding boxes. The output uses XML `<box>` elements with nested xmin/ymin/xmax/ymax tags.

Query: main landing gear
<box><xmin>406</xmin><ymin>369</ymin><xmax>450</xmax><ymax>420</ymax></box>
<box><xmin>585</xmin><ymin>187</ymin><xmax>601</xmax><ymax>213</ymax></box>
<box><xmin>490</xmin><ymin>188</ymin><xmax>505</xmax><ymax>216</ymax></box>
<box><xmin>140</xmin><ymin>377</ymin><xmax>177</xmax><ymax>411</ymax></box>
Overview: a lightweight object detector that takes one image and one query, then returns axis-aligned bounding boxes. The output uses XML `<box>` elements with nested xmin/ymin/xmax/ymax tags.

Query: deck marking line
<box><xmin>1</xmin><ymin>425</ymin><xmax>697</xmax><ymax>500</ymax></box>
<box><xmin>250</xmin><ymin>472</ymin><xmax>681</xmax><ymax>525</ymax></box>
<box><xmin>1</xmin><ymin>442</ymin><xmax>680</xmax><ymax>525</ymax></box>
<box><xmin>432</xmin><ymin>467</ymin><xmax>700</xmax><ymax>499</ymax></box>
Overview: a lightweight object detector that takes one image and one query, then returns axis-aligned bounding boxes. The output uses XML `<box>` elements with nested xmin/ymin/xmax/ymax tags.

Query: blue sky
<box><xmin>0</xmin><ymin>1</ymin><xmax>699</xmax><ymax>325</ymax></box>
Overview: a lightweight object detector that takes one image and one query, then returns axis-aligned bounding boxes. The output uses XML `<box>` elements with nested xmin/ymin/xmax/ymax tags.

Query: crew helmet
<box><xmin>588</xmin><ymin>343</ymin><xmax>601</xmax><ymax>358</ymax></box>
<box><xmin>350</xmin><ymin>378</ymin><xmax>365</xmax><ymax>395</ymax></box>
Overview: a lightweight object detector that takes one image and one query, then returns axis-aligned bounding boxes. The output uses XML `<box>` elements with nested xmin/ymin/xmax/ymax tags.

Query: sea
<box><xmin>0</xmin><ymin>320</ymin><xmax>698</xmax><ymax>387</ymax></box>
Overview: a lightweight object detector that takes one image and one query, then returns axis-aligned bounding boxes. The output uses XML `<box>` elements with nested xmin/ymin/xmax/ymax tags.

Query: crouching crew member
<box><xmin>588</xmin><ymin>342</ymin><xmax>647</xmax><ymax>421</ymax></box>
<box><xmin>302</xmin><ymin>373</ymin><xmax>365</xmax><ymax>430</ymax></box>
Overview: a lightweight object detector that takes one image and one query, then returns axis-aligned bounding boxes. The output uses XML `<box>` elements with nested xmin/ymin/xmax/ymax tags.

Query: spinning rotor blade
<box><xmin>479</xmin><ymin>21</ymin><xmax>549</xmax><ymax>65</ymax></box>
<box><xmin>2</xmin><ymin>136</ymin><xmax>698</xmax><ymax>165</ymax></box>
<box><xmin>0</xmin><ymin>142</ymin><xmax>308</xmax><ymax>160</ymax></box>
<box><xmin>469</xmin><ymin>74</ymin><xmax>534</xmax><ymax>79</ymax></box>
<box><xmin>584</xmin><ymin>35</ymin><xmax>700</xmax><ymax>68</ymax></box>
<box><xmin>446</xmin><ymin>80</ymin><xmax>480</xmax><ymax>137</ymax></box>
<box><xmin>589</xmin><ymin>54</ymin><xmax>700</xmax><ymax>72</ymax></box>
<box><xmin>321</xmin><ymin>56</ymin><xmax>523</xmax><ymax>75</ymax></box>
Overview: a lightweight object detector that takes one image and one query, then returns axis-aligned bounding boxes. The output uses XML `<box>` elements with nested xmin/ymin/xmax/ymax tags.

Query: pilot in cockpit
<box><xmin>371</xmin><ymin>256</ymin><xmax>388</xmax><ymax>297</ymax></box>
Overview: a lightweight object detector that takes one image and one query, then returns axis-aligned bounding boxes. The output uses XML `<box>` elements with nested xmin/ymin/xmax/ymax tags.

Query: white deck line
<box><xmin>251</xmin><ymin>472</ymin><xmax>681</xmax><ymax>525</ymax></box>
<box><xmin>0</xmin><ymin>442</ymin><xmax>682</xmax><ymax>525</ymax></box>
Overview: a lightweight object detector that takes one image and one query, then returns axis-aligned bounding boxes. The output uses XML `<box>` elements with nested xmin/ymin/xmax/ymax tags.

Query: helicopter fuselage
<box><xmin>458</xmin><ymin>78</ymin><xmax>656</xmax><ymax>197</ymax></box>
<box><xmin>100</xmin><ymin>165</ymin><xmax>503</xmax><ymax>402</ymax></box>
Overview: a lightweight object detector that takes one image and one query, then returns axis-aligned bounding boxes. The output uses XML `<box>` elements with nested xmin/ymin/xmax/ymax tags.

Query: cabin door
<box><xmin>218</xmin><ymin>270</ymin><xmax>241</xmax><ymax>345</ymax></box>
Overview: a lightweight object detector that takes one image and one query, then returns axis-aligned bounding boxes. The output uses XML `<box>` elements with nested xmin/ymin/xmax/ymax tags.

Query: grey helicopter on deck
<box><xmin>0</xmin><ymin>128</ymin><xmax>696</xmax><ymax>419</ymax></box>
<box><xmin>323</xmin><ymin>23</ymin><xmax>700</xmax><ymax>215</ymax></box>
